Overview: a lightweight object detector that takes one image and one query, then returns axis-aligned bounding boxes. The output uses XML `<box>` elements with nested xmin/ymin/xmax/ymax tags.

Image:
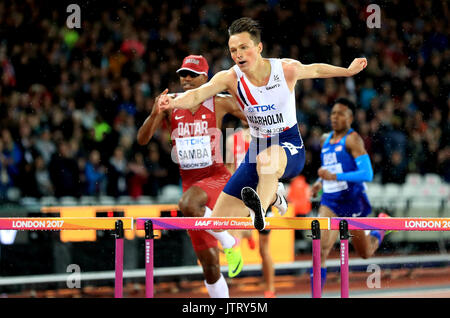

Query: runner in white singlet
<box><xmin>157</xmin><ymin>17</ymin><xmax>367</xmax><ymax>276</ymax></box>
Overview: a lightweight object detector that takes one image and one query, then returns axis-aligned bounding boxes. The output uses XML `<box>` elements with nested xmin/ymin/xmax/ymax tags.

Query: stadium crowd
<box><xmin>0</xmin><ymin>0</ymin><xmax>448</xmax><ymax>201</ymax></box>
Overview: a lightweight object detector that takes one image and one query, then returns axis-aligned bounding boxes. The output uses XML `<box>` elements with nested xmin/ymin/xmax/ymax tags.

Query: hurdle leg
<box><xmin>115</xmin><ymin>220</ymin><xmax>124</xmax><ymax>298</ymax></box>
<box><xmin>311</xmin><ymin>220</ymin><xmax>321</xmax><ymax>298</ymax></box>
<box><xmin>339</xmin><ymin>220</ymin><xmax>350</xmax><ymax>298</ymax></box>
<box><xmin>145</xmin><ymin>220</ymin><xmax>155</xmax><ymax>298</ymax></box>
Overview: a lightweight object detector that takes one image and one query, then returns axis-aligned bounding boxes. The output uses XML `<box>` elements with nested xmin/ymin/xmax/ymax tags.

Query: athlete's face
<box><xmin>179</xmin><ymin>71</ymin><xmax>208</xmax><ymax>91</ymax></box>
<box><xmin>228</xmin><ymin>32</ymin><xmax>262</xmax><ymax>71</ymax></box>
<box><xmin>330</xmin><ymin>103</ymin><xmax>353</xmax><ymax>132</ymax></box>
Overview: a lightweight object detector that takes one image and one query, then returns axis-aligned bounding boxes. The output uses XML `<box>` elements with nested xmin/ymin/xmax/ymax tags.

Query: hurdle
<box><xmin>2</xmin><ymin>216</ymin><xmax>450</xmax><ymax>298</ymax></box>
<box><xmin>330</xmin><ymin>217</ymin><xmax>450</xmax><ymax>298</ymax></box>
<box><xmin>136</xmin><ymin>217</ymin><xmax>329</xmax><ymax>298</ymax></box>
<box><xmin>135</xmin><ymin>216</ymin><xmax>450</xmax><ymax>298</ymax></box>
<box><xmin>0</xmin><ymin>217</ymin><xmax>133</xmax><ymax>298</ymax></box>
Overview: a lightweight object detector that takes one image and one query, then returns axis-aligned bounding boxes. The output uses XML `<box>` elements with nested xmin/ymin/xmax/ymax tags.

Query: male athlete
<box><xmin>157</xmin><ymin>17</ymin><xmax>367</xmax><ymax>276</ymax></box>
<box><xmin>310</xmin><ymin>97</ymin><xmax>389</xmax><ymax>294</ymax></box>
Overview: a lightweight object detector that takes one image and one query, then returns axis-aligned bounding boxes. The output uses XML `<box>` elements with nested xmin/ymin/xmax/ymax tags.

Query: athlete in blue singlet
<box><xmin>310</xmin><ymin>98</ymin><xmax>389</xmax><ymax>294</ymax></box>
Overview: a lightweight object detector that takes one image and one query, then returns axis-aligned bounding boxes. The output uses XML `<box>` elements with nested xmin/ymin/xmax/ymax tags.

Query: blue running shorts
<box><xmin>321</xmin><ymin>191</ymin><xmax>372</xmax><ymax>217</ymax></box>
<box><xmin>223</xmin><ymin>125</ymin><xmax>305</xmax><ymax>199</ymax></box>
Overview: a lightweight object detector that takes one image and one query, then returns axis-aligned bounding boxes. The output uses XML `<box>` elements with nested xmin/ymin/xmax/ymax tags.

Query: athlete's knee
<box><xmin>359</xmin><ymin>252</ymin><xmax>370</xmax><ymax>259</ymax></box>
<box><xmin>179</xmin><ymin>197</ymin><xmax>202</xmax><ymax>217</ymax></box>
<box><xmin>201</xmin><ymin>262</ymin><xmax>221</xmax><ymax>278</ymax></box>
<box><xmin>179</xmin><ymin>188</ymin><xmax>208</xmax><ymax>217</ymax></box>
<box><xmin>256</xmin><ymin>151</ymin><xmax>285</xmax><ymax>177</ymax></box>
<box><xmin>358</xmin><ymin>250</ymin><xmax>373</xmax><ymax>259</ymax></box>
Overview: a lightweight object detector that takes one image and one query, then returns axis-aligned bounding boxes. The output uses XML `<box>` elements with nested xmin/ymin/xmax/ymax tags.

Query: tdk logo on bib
<box><xmin>247</xmin><ymin>104</ymin><xmax>276</xmax><ymax>112</ymax></box>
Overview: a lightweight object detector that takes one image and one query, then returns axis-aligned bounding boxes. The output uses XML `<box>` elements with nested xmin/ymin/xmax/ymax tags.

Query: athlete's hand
<box><xmin>151</xmin><ymin>89</ymin><xmax>169</xmax><ymax>115</ymax></box>
<box><xmin>347</xmin><ymin>58</ymin><xmax>367</xmax><ymax>76</ymax></box>
<box><xmin>157</xmin><ymin>89</ymin><xmax>172</xmax><ymax>112</ymax></box>
<box><xmin>311</xmin><ymin>181</ymin><xmax>322</xmax><ymax>198</ymax></box>
<box><xmin>318</xmin><ymin>167</ymin><xmax>337</xmax><ymax>181</ymax></box>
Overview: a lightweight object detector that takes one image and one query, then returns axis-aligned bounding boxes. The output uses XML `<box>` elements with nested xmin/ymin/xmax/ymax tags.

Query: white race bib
<box><xmin>176</xmin><ymin>136</ymin><xmax>212</xmax><ymax>170</ymax></box>
<box><xmin>322</xmin><ymin>163</ymin><xmax>348</xmax><ymax>193</ymax></box>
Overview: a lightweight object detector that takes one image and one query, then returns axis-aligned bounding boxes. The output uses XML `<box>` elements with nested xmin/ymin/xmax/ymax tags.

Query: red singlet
<box><xmin>171</xmin><ymin>96</ymin><xmax>231</xmax><ymax>251</ymax></box>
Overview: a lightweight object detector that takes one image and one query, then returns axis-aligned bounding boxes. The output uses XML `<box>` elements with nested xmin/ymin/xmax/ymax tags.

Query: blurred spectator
<box><xmin>79</xmin><ymin>101</ymin><xmax>98</xmax><ymax>130</ymax></box>
<box><xmin>381</xmin><ymin>150</ymin><xmax>408</xmax><ymax>184</ymax></box>
<box><xmin>34</xmin><ymin>128</ymin><xmax>56</xmax><ymax>164</ymax></box>
<box><xmin>407</xmin><ymin>130</ymin><xmax>427</xmax><ymax>173</ymax></box>
<box><xmin>84</xmin><ymin>150</ymin><xmax>106</xmax><ymax>196</ymax></box>
<box><xmin>107</xmin><ymin>146</ymin><xmax>128</xmax><ymax>197</ymax></box>
<box><xmin>127</xmin><ymin>152</ymin><xmax>148</xmax><ymax>198</ymax></box>
<box><xmin>0</xmin><ymin>139</ymin><xmax>13</xmax><ymax>200</ymax></box>
<box><xmin>48</xmin><ymin>141</ymin><xmax>80</xmax><ymax>198</ymax></box>
<box><xmin>437</xmin><ymin>146</ymin><xmax>450</xmax><ymax>183</ymax></box>
<box><xmin>34</xmin><ymin>155</ymin><xmax>53</xmax><ymax>197</ymax></box>
<box><xmin>1</xmin><ymin>129</ymin><xmax>22</xmax><ymax>189</ymax></box>
<box><xmin>144</xmin><ymin>142</ymin><xmax>168</xmax><ymax>197</ymax></box>
<box><xmin>359</xmin><ymin>78</ymin><xmax>377</xmax><ymax>110</ymax></box>
<box><xmin>287</xmin><ymin>175</ymin><xmax>312</xmax><ymax>216</ymax></box>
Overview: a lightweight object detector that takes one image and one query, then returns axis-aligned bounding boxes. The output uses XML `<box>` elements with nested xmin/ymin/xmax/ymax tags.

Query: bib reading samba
<box><xmin>176</xmin><ymin>135</ymin><xmax>212</xmax><ymax>170</ymax></box>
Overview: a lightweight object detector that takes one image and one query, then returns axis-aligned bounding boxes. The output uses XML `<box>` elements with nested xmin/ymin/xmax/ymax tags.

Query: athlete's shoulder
<box><xmin>346</xmin><ymin>130</ymin><xmax>362</xmax><ymax>142</ymax></box>
<box><xmin>344</xmin><ymin>130</ymin><xmax>368</xmax><ymax>157</ymax></box>
<box><xmin>280</xmin><ymin>58</ymin><xmax>301</xmax><ymax>81</ymax></box>
<box><xmin>281</xmin><ymin>58</ymin><xmax>301</xmax><ymax>69</ymax></box>
<box><xmin>214</xmin><ymin>68</ymin><xmax>237</xmax><ymax>81</ymax></box>
<box><xmin>345</xmin><ymin>130</ymin><xmax>365</xmax><ymax>149</ymax></box>
<box><xmin>209</xmin><ymin>69</ymin><xmax>237</xmax><ymax>91</ymax></box>
<box><xmin>320</xmin><ymin>132</ymin><xmax>331</xmax><ymax>147</ymax></box>
<box><xmin>321</xmin><ymin>132</ymin><xmax>331</xmax><ymax>141</ymax></box>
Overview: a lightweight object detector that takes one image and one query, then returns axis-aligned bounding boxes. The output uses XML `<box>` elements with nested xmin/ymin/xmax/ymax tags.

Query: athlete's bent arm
<box><xmin>158</xmin><ymin>70</ymin><xmax>233</xmax><ymax>111</ymax></box>
<box><xmin>137</xmin><ymin>89</ymin><xmax>170</xmax><ymax>145</ymax></box>
<box><xmin>318</xmin><ymin>133</ymin><xmax>373</xmax><ymax>182</ymax></box>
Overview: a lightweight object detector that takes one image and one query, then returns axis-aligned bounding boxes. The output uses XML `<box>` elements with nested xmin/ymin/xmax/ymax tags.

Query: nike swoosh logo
<box><xmin>174</xmin><ymin>115</ymin><xmax>184</xmax><ymax>120</ymax></box>
<box><xmin>231</xmin><ymin>259</ymin><xmax>242</xmax><ymax>274</ymax></box>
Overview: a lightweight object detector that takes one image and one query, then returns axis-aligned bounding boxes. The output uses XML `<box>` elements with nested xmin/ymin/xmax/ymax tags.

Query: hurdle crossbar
<box><xmin>3</xmin><ymin>216</ymin><xmax>450</xmax><ymax>298</ymax></box>
<box><xmin>137</xmin><ymin>216</ymin><xmax>450</xmax><ymax>299</ymax></box>
<box><xmin>136</xmin><ymin>217</ymin><xmax>329</xmax><ymax>230</ymax></box>
<box><xmin>136</xmin><ymin>217</ymin><xmax>450</xmax><ymax>231</ymax></box>
<box><xmin>0</xmin><ymin>217</ymin><xmax>134</xmax><ymax>230</ymax></box>
<box><xmin>330</xmin><ymin>217</ymin><xmax>450</xmax><ymax>231</ymax></box>
<box><xmin>0</xmin><ymin>217</ymin><xmax>133</xmax><ymax>298</ymax></box>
